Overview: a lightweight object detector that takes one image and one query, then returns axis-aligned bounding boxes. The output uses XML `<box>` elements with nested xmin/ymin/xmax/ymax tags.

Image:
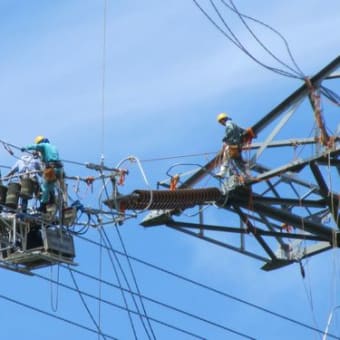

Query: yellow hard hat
<box><xmin>34</xmin><ymin>135</ymin><xmax>45</xmax><ymax>144</ymax></box>
<box><xmin>217</xmin><ymin>112</ymin><xmax>229</xmax><ymax>123</ymax></box>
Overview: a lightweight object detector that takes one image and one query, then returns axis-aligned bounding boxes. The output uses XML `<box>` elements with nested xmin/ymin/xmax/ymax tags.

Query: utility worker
<box><xmin>6</xmin><ymin>152</ymin><xmax>42</xmax><ymax>212</ymax></box>
<box><xmin>216</xmin><ymin>112</ymin><xmax>248</xmax><ymax>178</ymax></box>
<box><xmin>21</xmin><ymin>136</ymin><xmax>65</xmax><ymax>212</ymax></box>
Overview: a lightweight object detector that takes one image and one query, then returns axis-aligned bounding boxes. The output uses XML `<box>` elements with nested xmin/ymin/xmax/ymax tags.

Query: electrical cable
<box><xmin>192</xmin><ymin>0</ymin><xmax>302</xmax><ymax>79</ymax></box>
<box><xmin>115</xmin><ymin>155</ymin><xmax>154</xmax><ymax>213</ymax></box>
<box><xmin>320</xmin><ymin>85</ymin><xmax>340</xmax><ymax>106</ymax></box>
<box><xmin>99</xmin><ymin>226</ymin><xmax>154</xmax><ymax>340</ymax></box>
<box><xmin>98</xmin><ymin>169</ymin><xmax>157</xmax><ymax>339</ymax></box>
<box><xmin>75</xmin><ymin>234</ymin><xmax>340</xmax><ymax>339</ymax></box>
<box><xmin>140</xmin><ymin>151</ymin><xmax>216</xmax><ymax>163</ymax></box>
<box><xmin>36</xmin><ymin>267</ymin><xmax>256</xmax><ymax>339</ymax></box>
<box><xmin>223</xmin><ymin>0</ymin><xmax>305</xmax><ymax>78</ymax></box>
<box><xmin>90</xmin><ymin>212</ymin><xmax>138</xmax><ymax>338</ymax></box>
<box><xmin>0</xmin><ymin>293</ymin><xmax>119</xmax><ymax>340</ymax></box>
<box><xmin>68</xmin><ymin>266</ymin><xmax>108</xmax><ymax>340</ymax></box>
<box><xmin>98</xmin><ymin>229</ymin><xmax>103</xmax><ymax>340</ymax></box>
<box><xmin>97</xmin><ymin>226</ymin><xmax>140</xmax><ymax>340</ymax></box>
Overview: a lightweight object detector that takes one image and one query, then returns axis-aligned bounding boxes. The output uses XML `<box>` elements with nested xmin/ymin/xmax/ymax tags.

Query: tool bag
<box><xmin>227</xmin><ymin>145</ymin><xmax>240</xmax><ymax>158</ymax></box>
<box><xmin>43</xmin><ymin>167</ymin><xmax>57</xmax><ymax>182</ymax></box>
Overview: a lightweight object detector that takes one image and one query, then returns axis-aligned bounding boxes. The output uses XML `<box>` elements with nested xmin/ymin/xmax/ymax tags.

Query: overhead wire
<box><xmin>0</xmin><ymin>293</ymin><xmax>119</xmax><ymax>340</ymax></box>
<box><xmin>115</xmin><ymin>155</ymin><xmax>154</xmax><ymax>213</ymax></box>
<box><xmin>191</xmin><ymin>0</ymin><xmax>304</xmax><ymax>79</ymax></box>
<box><xmin>99</xmin><ymin>174</ymin><xmax>157</xmax><ymax>340</ymax></box>
<box><xmin>320</xmin><ymin>85</ymin><xmax>340</xmax><ymax>106</ymax></box>
<box><xmin>68</xmin><ymin>266</ymin><xmax>108</xmax><ymax>340</ymax></box>
<box><xmin>32</xmin><ymin>269</ymin><xmax>211</xmax><ymax>339</ymax></box>
<box><xmin>223</xmin><ymin>0</ymin><xmax>305</xmax><ymax>78</ymax></box>
<box><xmin>89</xmin><ymin>210</ymin><xmax>139</xmax><ymax>338</ymax></box>
<box><xmin>37</xmin><ymin>266</ymin><xmax>256</xmax><ymax>339</ymax></box>
<box><xmin>75</xmin><ymin>234</ymin><xmax>340</xmax><ymax>339</ymax></box>
<box><xmin>0</xmin><ymin>137</ymin><xmax>338</xmax><ymax>338</ymax></box>
<box><xmin>97</xmin><ymin>225</ymin><xmax>140</xmax><ymax>340</ymax></box>
<box><xmin>98</xmin><ymin>228</ymin><xmax>103</xmax><ymax>340</ymax></box>
<box><xmin>99</xmin><ymin>224</ymin><xmax>155</xmax><ymax>340</ymax></box>
<box><xmin>94</xmin><ymin>157</ymin><xmax>157</xmax><ymax>339</ymax></box>
<box><xmin>0</xmin><ymin>0</ymin><xmax>338</xmax><ymax>338</ymax></box>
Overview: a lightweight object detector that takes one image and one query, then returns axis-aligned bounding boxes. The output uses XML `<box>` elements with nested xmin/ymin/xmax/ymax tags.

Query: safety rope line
<box><xmin>327</xmin><ymin>151</ymin><xmax>338</xmax><ymax>230</ymax></box>
<box><xmin>50</xmin><ymin>264</ymin><xmax>60</xmax><ymax>312</ymax></box>
<box><xmin>100</xmin><ymin>0</ymin><xmax>107</xmax><ymax>158</ymax></box>
<box><xmin>301</xmin><ymin>260</ymin><xmax>322</xmax><ymax>337</ymax></box>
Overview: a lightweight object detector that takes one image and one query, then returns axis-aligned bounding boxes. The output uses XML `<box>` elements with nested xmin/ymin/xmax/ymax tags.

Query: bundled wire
<box><xmin>192</xmin><ymin>0</ymin><xmax>305</xmax><ymax>79</ymax></box>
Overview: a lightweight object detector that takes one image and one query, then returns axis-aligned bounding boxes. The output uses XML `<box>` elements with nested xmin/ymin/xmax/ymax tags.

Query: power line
<box><xmin>33</xmin><ymin>271</ymin><xmax>211</xmax><ymax>339</ymax></box>
<box><xmin>64</xmin><ymin>265</ymin><xmax>254</xmax><ymax>337</ymax></box>
<box><xmin>97</xmin><ymin>226</ymin><xmax>144</xmax><ymax>340</ymax></box>
<box><xmin>224</xmin><ymin>0</ymin><xmax>305</xmax><ymax>77</ymax></box>
<box><xmin>75</xmin><ymin>234</ymin><xmax>340</xmax><ymax>339</ymax></box>
<box><xmin>35</xmin><ymin>267</ymin><xmax>256</xmax><ymax>340</ymax></box>
<box><xmin>100</xmin><ymin>175</ymin><xmax>156</xmax><ymax>339</ymax></box>
<box><xmin>191</xmin><ymin>0</ymin><xmax>303</xmax><ymax>79</ymax></box>
<box><xmin>0</xmin><ymin>293</ymin><xmax>119</xmax><ymax>340</ymax></box>
<box><xmin>68</xmin><ymin>267</ymin><xmax>108</xmax><ymax>340</ymax></box>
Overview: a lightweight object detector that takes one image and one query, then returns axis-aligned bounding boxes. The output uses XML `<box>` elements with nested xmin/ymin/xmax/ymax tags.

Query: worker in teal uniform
<box><xmin>21</xmin><ymin>136</ymin><xmax>65</xmax><ymax>212</ymax></box>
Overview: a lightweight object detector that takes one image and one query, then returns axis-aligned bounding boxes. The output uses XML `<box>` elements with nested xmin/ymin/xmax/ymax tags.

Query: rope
<box><xmin>100</xmin><ymin>0</ymin><xmax>107</xmax><ymax>157</ymax></box>
<box><xmin>50</xmin><ymin>264</ymin><xmax>60</xmax><ymax>312</ymax></box>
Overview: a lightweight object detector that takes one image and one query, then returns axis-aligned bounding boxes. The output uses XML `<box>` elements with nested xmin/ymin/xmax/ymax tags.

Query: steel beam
<box><xmin>228</xmin><ymin>191</ymin><xmax>335</xmax><ymax>241</ymax></box>
<box><xmin>251</xmin><ymin>56</ymin><xmax>340</xmax><ymax>135</ymax></box>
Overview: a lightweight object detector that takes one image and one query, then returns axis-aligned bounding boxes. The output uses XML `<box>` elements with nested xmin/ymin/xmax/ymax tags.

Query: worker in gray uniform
<box><xmin>216</xmin><ymin>112</ymin><xmax>248</xmax><ymax>178</ymax></box>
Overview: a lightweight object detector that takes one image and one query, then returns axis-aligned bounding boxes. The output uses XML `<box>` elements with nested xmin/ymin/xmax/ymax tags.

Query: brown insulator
<box><xmin>111</xmin><ymin>187</ymin><xmax>222</xmax><ymax>210</ymax></box>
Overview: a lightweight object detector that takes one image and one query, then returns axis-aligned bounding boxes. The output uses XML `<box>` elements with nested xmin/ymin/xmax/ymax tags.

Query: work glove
<box><xmin>20</xmin><ymin>147</ymin><xmax>26</xmax><ymax>152</ymax></box>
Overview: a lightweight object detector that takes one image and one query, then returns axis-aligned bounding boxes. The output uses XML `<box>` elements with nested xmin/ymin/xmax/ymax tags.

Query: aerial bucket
<box><xmin>5</xmin><ymin>182</ymin><xmax>21</xmax><ymax>208</ymax></box>
<box><xmin>0</xmin><ymin>185</ymin><xmax>8</xmax><ymax>205</ymax></box>
<box><xmin>20</xmin><ymin>178</ymin><xmax>35</xmax><ymax>199</ymax></box>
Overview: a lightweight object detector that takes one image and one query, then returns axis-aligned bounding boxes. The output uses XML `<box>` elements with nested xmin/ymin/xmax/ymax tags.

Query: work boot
<box><xmin>37</xmin><ymin>202</ymin><xmax>47</xmax><ymax>213</ymax></box>
<box><xmin>215</xmin><ymin>166</ymin><xmax>228</xmax><ymax>178</ymax></box>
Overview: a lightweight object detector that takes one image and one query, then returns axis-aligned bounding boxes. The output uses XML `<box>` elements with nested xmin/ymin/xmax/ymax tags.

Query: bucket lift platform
<box><xmin>0</xmin><ymin>213</ymin><xmax>76</xmax><ymax>273</ymax></box>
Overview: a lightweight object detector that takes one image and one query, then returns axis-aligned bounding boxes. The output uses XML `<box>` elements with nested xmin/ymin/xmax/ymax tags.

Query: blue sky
<box><xmin>0</xmin><ymin>1</ymin><xmax>340</xmax><ymax>339</ymax></box>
